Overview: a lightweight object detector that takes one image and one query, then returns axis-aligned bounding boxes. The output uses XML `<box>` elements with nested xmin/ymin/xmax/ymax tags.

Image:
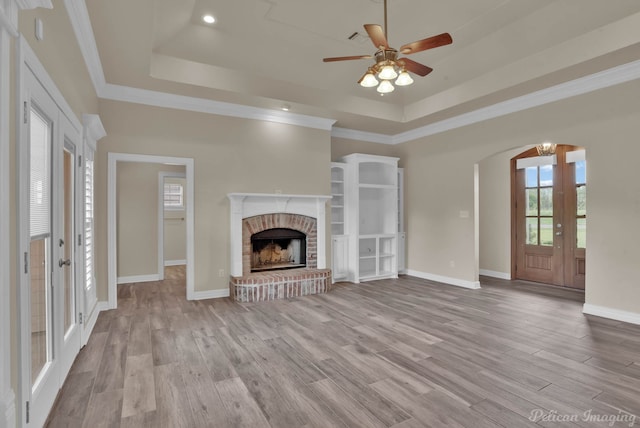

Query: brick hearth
<box><xmin>230</xmin><ymin>268</ymin><xmax>332</xmax><ymax>303</ymax></box>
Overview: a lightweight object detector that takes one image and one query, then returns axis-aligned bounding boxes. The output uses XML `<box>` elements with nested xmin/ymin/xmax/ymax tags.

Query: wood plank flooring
<box><xmin>45</xmin><ymin>267</ymin><xmax>640</xmax><ymax>427</ymax></box>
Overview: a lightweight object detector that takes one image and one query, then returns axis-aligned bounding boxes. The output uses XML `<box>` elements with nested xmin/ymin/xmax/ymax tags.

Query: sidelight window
<box><xmin>575</xmin><ymin>160</ymin><xmax>586</xmax><ymax>248</ymax></box>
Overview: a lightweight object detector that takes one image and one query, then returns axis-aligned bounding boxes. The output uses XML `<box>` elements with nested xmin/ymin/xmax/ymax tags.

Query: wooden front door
<box><xmin>512</xmin><ymin>145</ymin><xmax>586</xmax><ymax>289</ymax></box>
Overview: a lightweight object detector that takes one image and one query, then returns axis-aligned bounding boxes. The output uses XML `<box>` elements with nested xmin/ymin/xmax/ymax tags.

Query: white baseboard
<box><xmin>583</xmin><ymin>303</ymin><xmax>640</xmax><ymax>325</ymax></box>
<box><xmin>164</xmin><ymin>259</ymin><xmax>186</xmax><ymax>267</ymax></box>
<box><xmin>406</xmin><ymin>269</ymin><xmax>481</xmax><ymax>289</ymax></box>
<box><xmin>117</xmin><ymin>274</ymin><xmax>160</xmax><ymax>285</ymax></box>
<box><xmin>1</xmin><ymin>389</ymin><xmax>15</xmax><ymax>428</ymax></box>
<box><xmin>479</xmin><ymin>269</ymin><xmax>511</xmax><ymax>280</ymax></box>
<box><xmin>190</xmin><ymin>288</ymin><xmax>230</xmax><ymax>301</ymax></box>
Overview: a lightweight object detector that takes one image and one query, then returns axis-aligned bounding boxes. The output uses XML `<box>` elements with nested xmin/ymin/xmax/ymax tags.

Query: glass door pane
<box><xmin>575</xmin><ymin>160</ymin><xmax>587</xmax><ymax>249</ymax></box>
<box><xmin>29</xmin><ymin>107</ymin><xmax>53</xmax><ymax>388</ymax></box>
<box><xmin>63</xmin><ymin>146</ymin><xmax>76</xmax><ymax>337</ymax></box>
<box><xmin>524</xmin><ymin>165</ymin><xmax>554</xmax><ymax>246</ymax></box>
<box><xmin>29</xmin><ymin>238</ymin><xmax>50</xmax><ymax>386</ymax></box>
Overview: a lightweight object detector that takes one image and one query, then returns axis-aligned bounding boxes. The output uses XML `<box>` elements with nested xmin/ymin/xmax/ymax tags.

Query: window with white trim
<box><xmin>164</xmin><ymin>182</ymin><xmax>184</xmax><ymax>209</ymax></box>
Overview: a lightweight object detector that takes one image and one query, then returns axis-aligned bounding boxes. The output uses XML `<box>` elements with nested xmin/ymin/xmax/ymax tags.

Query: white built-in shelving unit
<box><xmin>332</xmin><ymin>154</ymin><xmax>400</xmax><ymax>283</ymax></box>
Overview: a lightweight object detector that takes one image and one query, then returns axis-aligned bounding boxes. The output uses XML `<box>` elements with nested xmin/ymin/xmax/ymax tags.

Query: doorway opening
<box><xmin>511</xmin><ymin>145</ymin><xmax>586</xmax><ymax>289</ymax></box>
<box><xmin>107</xmin><ymin>153</ymin><xmax>195</xmax><ymax>308</ymax></box>
<box><xmin>159</xmin><ymin>171</ymin><xmax>187</xmax><ymax>278</ymax></box>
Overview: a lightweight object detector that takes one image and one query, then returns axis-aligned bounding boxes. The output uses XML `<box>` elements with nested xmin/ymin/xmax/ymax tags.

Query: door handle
<box><xmin>59</xmin><ymin>258</ymin><xmax>71</xmax><ymax>267</ymax></box>
<box><xmin>555</xmin><ymin>231</ymin><xmax>562</xmax><ymax>236</ymax></box>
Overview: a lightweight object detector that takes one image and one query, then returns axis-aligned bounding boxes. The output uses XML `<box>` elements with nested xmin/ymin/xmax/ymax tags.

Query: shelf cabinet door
<box><xmin>397</xmin><ymin>232</ymin><xmax>406</xmax><ymax>273</ymax></box>
<box><xmin>332</xmin><ymin>235</ymin><xmax>348</xmax><ymax>282</ymax></box>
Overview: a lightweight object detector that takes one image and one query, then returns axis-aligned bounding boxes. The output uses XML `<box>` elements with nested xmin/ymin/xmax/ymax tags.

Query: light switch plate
<box><xmin>35</xmin><ymin>18</ymin><xmax>44</xmax><ymax>41</ymax></box>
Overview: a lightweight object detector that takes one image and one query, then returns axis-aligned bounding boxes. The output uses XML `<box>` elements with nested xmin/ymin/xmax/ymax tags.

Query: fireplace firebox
<box><xmin>250</xmin><ymin>228</ymin><xmax>306</xmax><ymax>272</ymax></box>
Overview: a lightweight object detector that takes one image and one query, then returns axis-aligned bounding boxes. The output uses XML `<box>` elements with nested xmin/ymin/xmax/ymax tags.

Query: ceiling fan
<box><xmin>323</xmin><ymin>0</ymin><xmax>452</xmax><ymax>93</ymax></box>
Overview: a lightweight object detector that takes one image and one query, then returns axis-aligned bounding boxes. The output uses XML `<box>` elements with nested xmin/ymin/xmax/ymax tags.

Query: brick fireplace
<box><xmin>227</xmin><ymin>193</ymin><xmax>332</xmax><ymax>302</ymax></box>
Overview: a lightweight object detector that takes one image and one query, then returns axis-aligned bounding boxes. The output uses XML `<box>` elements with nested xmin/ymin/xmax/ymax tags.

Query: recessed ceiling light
<box><xmin>203</xmin><ymin>15</ymin><xmax>215</xmax><ymax>24</ymax></box>
<box><xmin>282</xmin><ymin>105</ymin><xmax>290</xmax><ymax>111</ymax></box>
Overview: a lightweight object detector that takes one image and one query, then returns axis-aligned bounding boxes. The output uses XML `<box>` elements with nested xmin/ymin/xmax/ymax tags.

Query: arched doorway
<box><xmin>511</xmin><ymin>145</ymin><xmax>586</xmax><ymax>289</ymax></box>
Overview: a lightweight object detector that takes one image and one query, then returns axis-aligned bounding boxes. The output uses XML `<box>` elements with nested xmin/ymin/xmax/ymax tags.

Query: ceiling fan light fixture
<box><xmin>536</xmin><ymin>141</ymin><xmax>557</xmax><ymax>156</ymax></box>
<box><xmin>360</xmin><ymin>71</ymin><xmax>379</xmax><ymax>87</ymax></box>
<box><xmin>378</xmin><ymin>63</ymin><xmax>398</xmax><ymax>80</ymax></box>
<box><xmin>377</xmin><ymin>80</ymin><xmax>395</xmax><ymax>93</ymax></box>
<box><xmin>395</xmin><ymin>70</ymin><xmax>413</xmax><ymax>86</ymax></box>
<box><xmin>322</xmin><ymin>0</ymin><xmax>452</xmax><ymax>93</ymax></box>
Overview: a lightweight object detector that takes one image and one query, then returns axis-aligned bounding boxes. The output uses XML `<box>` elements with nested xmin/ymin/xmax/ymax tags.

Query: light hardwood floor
<box><xmin>45</xmin><ymin>267</ymin><xmax>640</xmax><ymax>427</ymax></box>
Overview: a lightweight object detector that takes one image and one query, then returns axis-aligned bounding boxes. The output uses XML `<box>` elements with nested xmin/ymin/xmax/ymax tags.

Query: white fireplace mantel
<box><xmin>227</xmin><ymin>193</ymin><xmax>331</xmax><ymax>277</ymax></box>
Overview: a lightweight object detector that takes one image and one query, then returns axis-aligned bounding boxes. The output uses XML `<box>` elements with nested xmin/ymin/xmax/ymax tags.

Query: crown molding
<box><xmin>15</xmin><ymin>0</ymin><xmax>51</xmax><ymax>9</ymax></box>
<box><xmin>101</xmin><ymin>83</ymin><xmax>336</xmax><ymax>131</ymax></box>
<box><xmin>63</xmin><ymin>0</ymin><xmax>105</xmax><ymax>93</ymax></box>
<box><xmin>0</xmin><ymin>0</ymin><xmax>18</xmax><ymax>36</ymax></box>
<box><xmin>82</xmin><ymin>113</ymin><xmax>105</xmax><ymax>142</ymax></box>
<box><xmin>331</xmin><ymin>127</ymin><xmax>393</xmax><ymax>145</ymax></box>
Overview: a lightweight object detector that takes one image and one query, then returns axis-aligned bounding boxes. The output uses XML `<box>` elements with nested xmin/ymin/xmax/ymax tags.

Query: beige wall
<box><xmin>478</xmin><ymin>147</ymin><xmax>530</xmax><ymax>276</ymax></box>
<box><xmin>163</xmin><ymin>176</ymin><xmax>187</xmax><ymax>264</ymax></box>
<box><xmin>116</xmin><ymin>163</ymin><xmax>185</xmax><ymax>278</ymax></box>
<box><xmin>578</xmin><ymin>116</ymin><xmax>640</xmax><ymax>313</ymax></box>
<box><xmin>96</xmin><ymin>99</ymin><xmax>331</xmax><ymax>296</ymax></box>
<box><xmin>395</xmin><ymin>140</ymin><xmax>479</xmax><ymax>282</ymax></box>
<box><xmin>19</xmin><ymin>0</ymin><xmax>99</xmax><ymax>119</ymax></box>
<box><xmin>396</xmin><ymin>77</ymin><xmax>640</xmax><ymax>314</ymax></box>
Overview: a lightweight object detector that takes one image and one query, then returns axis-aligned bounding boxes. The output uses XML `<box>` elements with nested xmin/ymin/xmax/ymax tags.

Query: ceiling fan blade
<box><xmin>364</xmin><ymin>24</ymin><xmax>389</xmax><ymax>49</ymax></box>
<box><xmin>323</xmin><ymin>55</ymin><xmax>373</xmax><ymax>62</ymax></box>
<box><xmin>400</xmin><ymin>58</ymin><xmax>433</xmax><ymax>77</ymax></box>
<box><xmin>400</xmin><ymin>32</ymin><xmax>452</xmax><ymax>55</ymax></box>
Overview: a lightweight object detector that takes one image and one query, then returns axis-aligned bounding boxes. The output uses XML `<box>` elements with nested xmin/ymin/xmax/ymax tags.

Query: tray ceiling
<box><xmin>85</xmin><ymin>0</ymin><xmax>640</xmax><ymax>134</ymax></box>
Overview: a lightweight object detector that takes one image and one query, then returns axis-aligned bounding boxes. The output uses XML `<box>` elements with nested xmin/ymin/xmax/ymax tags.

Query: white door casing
<box><xmin>108</xmin><ymin>153</ymin><xmax>195</xmax><ymax>307</ymax></box>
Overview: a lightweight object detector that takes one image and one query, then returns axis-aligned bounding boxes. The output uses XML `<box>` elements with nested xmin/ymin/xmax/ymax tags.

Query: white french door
<box><xmin>57</xmin><ymin>136</ymin><xmax>82</xmax><ymax>379</ymax></box>
<box><xmin>20</xmin><ymin>65</ymin><xmax>83</xmax><ymax>427</ymax></box>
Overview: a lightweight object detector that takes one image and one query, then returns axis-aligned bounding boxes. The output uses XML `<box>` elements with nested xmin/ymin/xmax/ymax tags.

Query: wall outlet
<box><xmin>218</xmin><ymin>269</ymin><xmax>225</xmax><ymax>277</ymax></box>
<box><xmin>449</xmin><ymin>260</ymin><xmax>455</xmax><ymax>268</ymax></box>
